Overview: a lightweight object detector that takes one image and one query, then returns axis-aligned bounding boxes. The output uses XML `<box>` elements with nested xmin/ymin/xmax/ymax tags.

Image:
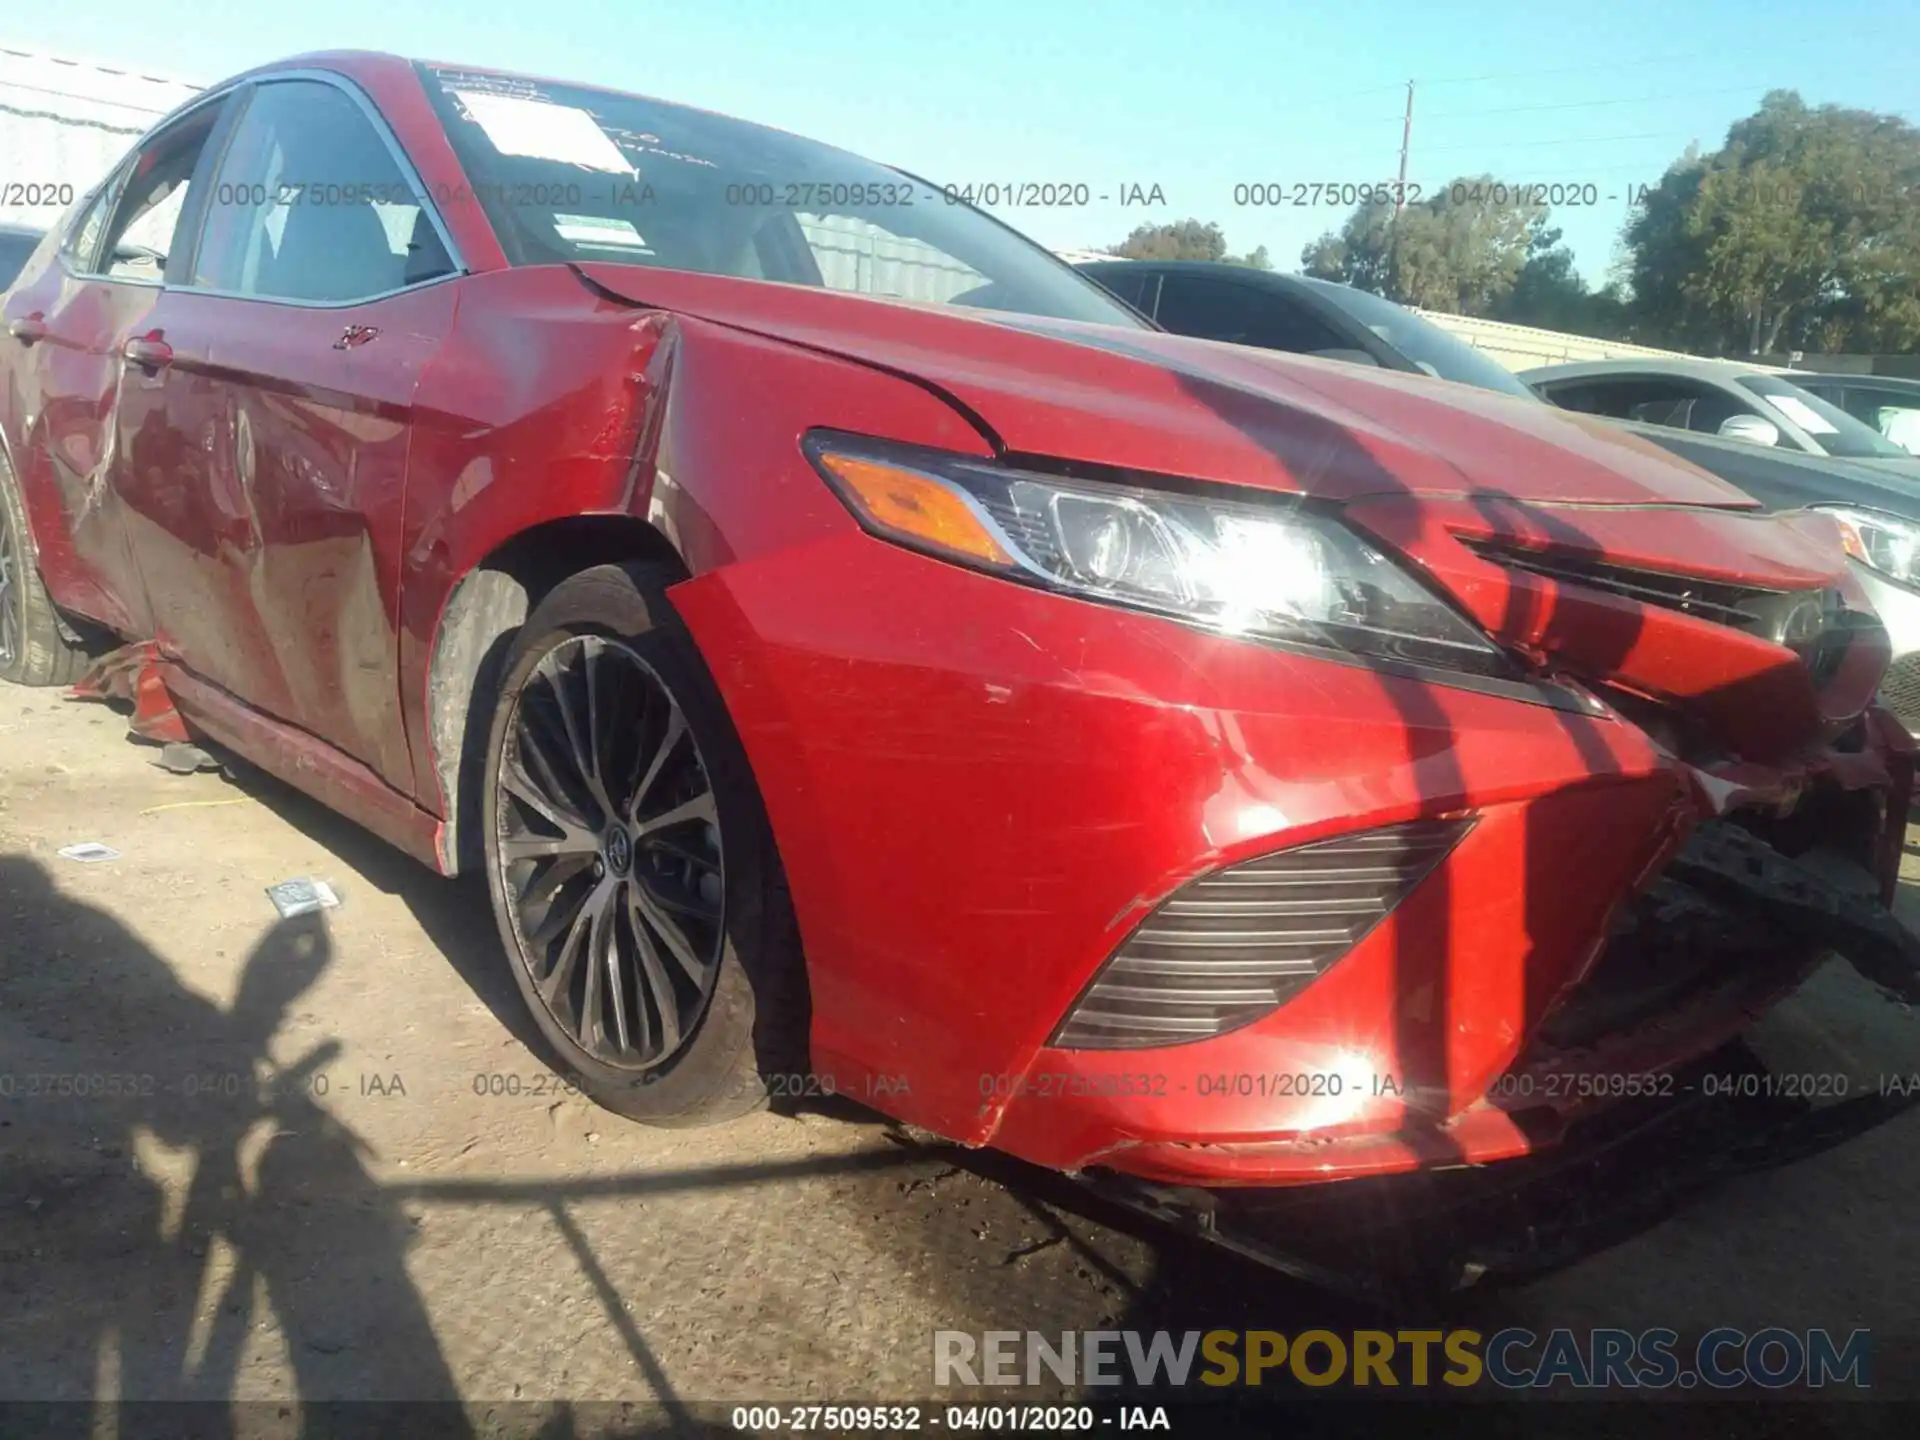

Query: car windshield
<box><xmin>1300</xmin><ymin>279</ymin><xmax>1538</xmax><ymax>400</ymax></box>
<box><xmin>1737</xmin><ymin>375</ymin><xmax>1910</xmax><ymax>459</ymax></box>
<box><xmin>416</xmin><ymin>65</ymin><xmax>1143</xmax><ymax>328</ymax></box>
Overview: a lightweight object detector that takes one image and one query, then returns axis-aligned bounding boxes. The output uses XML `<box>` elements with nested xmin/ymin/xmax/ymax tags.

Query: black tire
<box><xmin>0</xmin><ymin>449</ymin><xmax>90</xmax><ymax>687</ymax></box>
<box><xmin>479</xmin><ymin>561</ymin><xmax>807</xmax><ymax>1126</ymax></box>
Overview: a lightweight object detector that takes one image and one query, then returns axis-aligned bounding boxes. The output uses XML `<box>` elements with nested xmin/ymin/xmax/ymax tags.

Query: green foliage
<box><xmin>1107</xmin><ymin>221</ymin><xmax>1271</xmax><ymax>269</ymax></box>
<box><xmin>1107</xmin><ymin>219</ymin><xmax>1228</xmax><ymax>262</ymax></box>
<box><xmin>1103</xmin><ymin>92</ymin><xmax>1920</xmax><ymax>355</ymax></box>
<box><xmin>1300</xmin><ymin>176</ymin><xmax>1544</xmax><ymax>314</ymax></box>
<box><xmin>1625</xmin><ymin>92</ymin><xmax>1920</xmax><ymax>353</ymax></box>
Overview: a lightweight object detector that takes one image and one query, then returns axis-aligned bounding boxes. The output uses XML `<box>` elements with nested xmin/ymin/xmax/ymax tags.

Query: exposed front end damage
<box><xmin>1053</xmin><ymin>499</ymin><xmax>1920</xmax><ymax>1293</ymax></box>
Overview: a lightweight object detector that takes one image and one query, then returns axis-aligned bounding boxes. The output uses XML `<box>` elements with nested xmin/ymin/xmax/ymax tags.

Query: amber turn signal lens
<box><xmin>816</xmin><ymin>453</ymin><xmax>1015</xmax><ymax>568</ymax></box>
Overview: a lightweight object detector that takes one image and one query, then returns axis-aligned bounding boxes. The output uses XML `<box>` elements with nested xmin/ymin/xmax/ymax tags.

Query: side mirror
<box><xmin>1718</xmin><ymin>414</ymin><xmax>1782</xmax><ymax>447</ymax></box>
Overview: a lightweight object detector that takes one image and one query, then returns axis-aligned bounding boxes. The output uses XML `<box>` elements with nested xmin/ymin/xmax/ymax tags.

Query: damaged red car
<box><xmin>3</xmin><ymin>53</ymin><xmax>1917</xmax><ymax>1207</ymax></box>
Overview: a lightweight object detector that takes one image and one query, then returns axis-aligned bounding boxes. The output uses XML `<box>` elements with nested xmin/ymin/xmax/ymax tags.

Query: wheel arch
<box><xmin>425</xmin><ymin>513</ymin><xmax>688</xmax><ymax>875</ymax></box>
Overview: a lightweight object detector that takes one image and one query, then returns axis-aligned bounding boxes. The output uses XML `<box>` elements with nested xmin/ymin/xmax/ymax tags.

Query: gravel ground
<box><xmin>2</xmin><ymin>683</ymin><xmax>1918</xmax><ymax>1437</ymax></box>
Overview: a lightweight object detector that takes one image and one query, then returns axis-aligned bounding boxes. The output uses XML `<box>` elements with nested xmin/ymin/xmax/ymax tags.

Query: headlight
<box><xmin>1816</xmin><ymin>506</ymin><xmax>1920</xmax><ymax>588</ymax></box>
<box><xmin>804</xmin><ymin>432</ymin><xmax>1512</xmax><ymax>677</ymax></box>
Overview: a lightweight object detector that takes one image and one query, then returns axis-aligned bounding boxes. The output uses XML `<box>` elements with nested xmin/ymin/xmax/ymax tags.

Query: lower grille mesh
<box><xmin>1052</xmin><ymin>819</ymin><xmax>1472</xmax><ymax>1049</ymax></box>
<box><xmin>1881</xmin><ymin>653</ymin><xmax>1920</xmax><ymax>730</ymax></box>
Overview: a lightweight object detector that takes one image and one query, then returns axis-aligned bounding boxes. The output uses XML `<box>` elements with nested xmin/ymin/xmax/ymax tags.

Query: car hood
<box><xmin>574</xmin><ymin>265</ymin><xmax>1760</xmax><ymax>510</ymax></box>
<box><xmin>1619</xmin><ymin>421</ymin><xmax>1920</xmax><ymax>521</ymax></box>
<box><xmin>1840</xmin><ymin>454</ymin><xmax>1920</xmax><ymax>482</ymax></box>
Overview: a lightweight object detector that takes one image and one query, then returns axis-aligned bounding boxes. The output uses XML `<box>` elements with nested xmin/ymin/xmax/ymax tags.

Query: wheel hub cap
<box><xmin>604</xmin><ymin>826</ymin><xmax>633</xmax><ymax>877</ymax></box>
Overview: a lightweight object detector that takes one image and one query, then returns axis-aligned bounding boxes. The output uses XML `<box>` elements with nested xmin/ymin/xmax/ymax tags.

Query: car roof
<box><xmin>1520</xmin><ymin>357</ymin><xmax>1793</xmax><ymax>384</ymax></box>
<box><xmin>1072</xmin><ymin>258</ymin><xmax>1324</xmax><ymax>294</ymax></box>
<box><xmin>1788</xmin><ymin>372</ymin><xmax>1920</xmax><ymax>393</ymax></box>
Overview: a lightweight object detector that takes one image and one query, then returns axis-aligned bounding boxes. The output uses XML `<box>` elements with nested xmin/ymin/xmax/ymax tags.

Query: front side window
<box><xmin>1738</xmin><ymin>375</ymin><xmax>1906</xmax><ymax>460</ymax></box>
<box><xmin>1154</xmin><ymin>274</ymin><xmax>1352</xmax><ymax>355</ymax></box>
<box><xmin>415</xmin><ymin>63</ymin><xmax>1139</xmax><ymax>327</ymax></box>
<box><xmin>193</xmin><ymin>80</ymin><xmax>454</xmax><ymax>303</ymax></box>
<box><xmin>97</xmin><ymin>102</ymin><xmax>224</xmax><ymax>283</ymax></box>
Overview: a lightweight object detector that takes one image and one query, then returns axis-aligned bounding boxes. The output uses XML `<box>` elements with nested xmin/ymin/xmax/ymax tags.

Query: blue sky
<box><xmin>7</xmin><ymin>0</ymin><xmax>1914</xmax><ymax>285</ymax></box>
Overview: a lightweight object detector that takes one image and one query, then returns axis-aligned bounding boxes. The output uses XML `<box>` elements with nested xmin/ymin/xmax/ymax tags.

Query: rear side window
<box><xmin>193</xmin><ymin>80</ymin><xmax>454</xmax><ymax>303</ymax></box>
<box><xmin>97</xmin><ymin>102</ymin><xmax>224</xmax><ymax>283</ymax></box>
<box><xmin>60</xmin><ymin>185</ymin><xmax>116</xmax><ymax>273</ymax></box>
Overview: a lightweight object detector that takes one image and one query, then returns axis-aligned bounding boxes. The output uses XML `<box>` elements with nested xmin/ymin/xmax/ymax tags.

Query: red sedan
<box><xmin>2</xmin><ymin>52</ymin><xmax>1914</xmax><ymax>1198</ymax></box>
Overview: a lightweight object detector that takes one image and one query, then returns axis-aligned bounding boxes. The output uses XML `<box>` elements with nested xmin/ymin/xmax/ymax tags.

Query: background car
<box><xmin>1785</xmin><ymin>371</ymin><xmax>1920</xmax><ymax>456</ymax></box>
<box><xmin>1077</xmin><ymin>260</ymin><xmax>1920</xmax><ymax>727</ymax></box>
<box><xmin>1600</xmin><ymin>423</ymin><xmax>1920</xmax><ymax>727</ymax></box>
<box><xmin>2</xmin><ymin>53</ymin><xmax>1914</xmax><ymax>1207</ymax></box>
<box><xmin>1523</xmin><ymin>358</ymin><xmax>1920</xmax><ymax>477</ymax></box>
<box><xmin>0</xmin><ymin>222</ymin><xmax>44</xmax><ymax>292</ymax></box>
<box><xmin>1074</xmin><ymin>257</ymin><xmax>1541</xmax><ymax>400</ymax></box>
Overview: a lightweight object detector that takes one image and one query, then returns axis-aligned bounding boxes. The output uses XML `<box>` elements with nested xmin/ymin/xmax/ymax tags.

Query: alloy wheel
<box><xmin>495</xmin><ymin>635</ymin><xmax>725</xmax><ymax>1071</ymax></box>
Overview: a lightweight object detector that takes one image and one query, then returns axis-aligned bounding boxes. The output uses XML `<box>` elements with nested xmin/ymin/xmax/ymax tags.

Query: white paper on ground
<box><xmin>452</xmin><ymin>91</ymin><xmax>633</xmax><ymax>175</ymax></box>
<box><xmin>57</xmin><ymin>842</ymin><xmax>120</xmax><ymax>863</ymax></box>
<box><xmin>266</xmin><ymin>878</ymin><xmax>341</xmax><ymax>918</ymax></box>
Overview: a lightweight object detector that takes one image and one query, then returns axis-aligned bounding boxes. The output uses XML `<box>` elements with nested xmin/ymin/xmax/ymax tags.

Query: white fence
<box><xmin>0</xmin><ymin>45</ymin><xmax>201</xmax><ymax>231</ymax></box>
<box><xmin>1410</xmin><ymin>309</ymin><xmax>1692</xmax><ymax>373</ymax></box>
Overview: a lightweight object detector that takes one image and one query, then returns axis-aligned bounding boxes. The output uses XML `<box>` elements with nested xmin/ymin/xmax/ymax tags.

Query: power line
<box><xmin>1415</xmin><ymin>129</ymin><xmax>1696</xmax><ymax>155</ymax></box>
<box><xmin>1421</xmin><ymin>83</ymin><xmax>1764</xmax><ymax>122</ymax></box>
<box><xmin>1408</xmin><ymin>42</ymin><xmax>1783</xmax><ymax>90</ymax></box>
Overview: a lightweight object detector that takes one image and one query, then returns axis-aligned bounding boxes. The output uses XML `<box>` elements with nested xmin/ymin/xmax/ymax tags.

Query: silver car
<box><xmin>1522</xmin><ymin>358</ymin><xmax>1920</xmax><ymax>481</ymax></box>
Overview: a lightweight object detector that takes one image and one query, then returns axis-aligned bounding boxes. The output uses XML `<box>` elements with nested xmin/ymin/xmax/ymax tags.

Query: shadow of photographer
<box><xmin>0</xmin><ymin>854</ymin><xmax>467</xmax><ymax>1437</ymax></box>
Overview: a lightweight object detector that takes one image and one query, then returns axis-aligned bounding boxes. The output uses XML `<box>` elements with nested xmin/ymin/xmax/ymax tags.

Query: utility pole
<box><xmin>1390</xmin><ymin>80</ymin><xmax>1415</xmax><ymax>299</ymax></box>
<box><xmin>1395</xmin><ymin>80</ymin><xmax>1415</xmax><ymax>217</ymax></box>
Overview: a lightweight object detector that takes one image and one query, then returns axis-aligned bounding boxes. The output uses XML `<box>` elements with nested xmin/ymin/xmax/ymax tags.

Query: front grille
<box><xmin>1881</xmin><ymin>653</ymin><xmax>1920</xmax><ymax>729</ymax></box>
<box><xmin>1052</xmin><ymin>819</ymin><xmax>1471</xmax><ymax>1049</ymax></box>
<box><xmin>1459</xmin><ymin>539</ymin><xmax>1776</xmax><ymax>629</ymax></box>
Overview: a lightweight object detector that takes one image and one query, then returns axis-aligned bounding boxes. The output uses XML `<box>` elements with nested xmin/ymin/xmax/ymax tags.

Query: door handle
<box><xmin>121</xmin><ymin>334</ymin><xmax>174</xmax><ymax>370</ymax></box>
<box><xmin>6</xmin><ymin>315</ymin><xmax>47</xmax><ymax>345</ymax></box>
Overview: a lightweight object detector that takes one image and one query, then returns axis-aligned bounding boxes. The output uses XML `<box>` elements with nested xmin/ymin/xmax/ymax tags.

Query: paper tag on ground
<box><xmin>57</xmin><ymin>842</ymin><xmax>120</xmax><ymax>863</ymax></box>
<box><xmin>266</xmin><ymin>878</ymin><xmax>341</xmax><ymax>919</ymax></box>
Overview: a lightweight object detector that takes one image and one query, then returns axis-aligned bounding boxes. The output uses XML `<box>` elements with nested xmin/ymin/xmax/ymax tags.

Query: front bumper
<box><xmin>671</xmin><ymin>521</ymin><xmax>1912</xmax><ymax>1188</ymax></box>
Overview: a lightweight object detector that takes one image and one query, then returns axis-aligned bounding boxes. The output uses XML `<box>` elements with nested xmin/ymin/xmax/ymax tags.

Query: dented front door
<box><xmin>111</xmin><ymin>285</ymin><xmax>453</xmax><ymax>790</ymax></box>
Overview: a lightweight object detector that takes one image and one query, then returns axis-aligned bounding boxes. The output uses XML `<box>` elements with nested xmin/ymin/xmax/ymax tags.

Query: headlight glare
<box><xmin>806</xmin><ymin>432</ymin><xmax>1511</xmax><ymax>677</ymax></box>
<box><xmin>1816</xmin><ymin>505</ymin><xmax>1920</xmax><ymax>588</ymax></box>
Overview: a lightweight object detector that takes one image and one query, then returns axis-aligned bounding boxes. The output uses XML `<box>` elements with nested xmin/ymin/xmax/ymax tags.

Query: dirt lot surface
<box><xmin>3</xmin><ymin>683</ymin><xmax>1919</xmax><ymax>1436</ymax></box>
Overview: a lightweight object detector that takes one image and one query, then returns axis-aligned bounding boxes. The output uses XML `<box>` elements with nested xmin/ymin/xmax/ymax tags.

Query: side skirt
<box><xmin>70</xmin><ymin>640</ymin><xmax>449</xmax><ymax>874</ymax></box>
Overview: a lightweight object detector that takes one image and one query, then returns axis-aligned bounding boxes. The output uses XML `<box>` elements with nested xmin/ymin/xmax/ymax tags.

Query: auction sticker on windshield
<box><xmin>452</xmin><ymin>91</ymin><xmax>634</xmax><ymax>174</ymax></box>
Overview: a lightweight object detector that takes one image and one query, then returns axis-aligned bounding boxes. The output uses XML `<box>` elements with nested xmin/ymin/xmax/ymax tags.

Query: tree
<box><xmin>1488</xmin><ymin>223</ymin><xmax>1630</xmax><ymax>337</ymax></box>
<box><xmin>1623</xmin><ymin>93</ymin><xmax>1920</xmax><ymax>353</ymax></box>
<box><xmin>1107</xmin><ymin>219</ymin><xmax>1228</xmax><ymax>262</ymax></box>
<box><xmin>1300</xmin><ymin>176</ymin><xmax>1544</xmax><ymax>314</ymax></box>
<box><xmin>1104</xmin><ymin>221</ymin><xmax>1273</xmax><ymax>269</ymax></box>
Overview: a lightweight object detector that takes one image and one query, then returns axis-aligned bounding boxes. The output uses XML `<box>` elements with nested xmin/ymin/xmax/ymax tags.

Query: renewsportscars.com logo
<box><xmin>932</xmin><ymin>1328</ymin><xmax>1872</xmax><ymax>1390</ymax></box>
